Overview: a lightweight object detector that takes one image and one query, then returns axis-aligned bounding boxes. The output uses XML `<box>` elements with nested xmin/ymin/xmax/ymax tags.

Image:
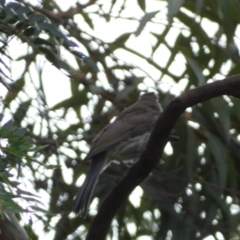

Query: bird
<box><xmin>73</xmin><ymin>92</ymin><xmax>162</xmax><ymax>217</ymax></box>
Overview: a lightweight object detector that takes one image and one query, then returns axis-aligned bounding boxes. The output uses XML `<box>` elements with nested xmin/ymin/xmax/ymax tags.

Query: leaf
<box><xmin>71</xmin><ymin>49</ymin><xmax>87</xmax><ymax>59</ymax></box>
<box><xmin>192</xmin><ymin>106</ymin><xmax>214</xmax><ymax>134</ymax></box>
<box><xmin>63</xmin><ymin>38</ymin><xmax>79</xmax><ymax>49</ymax></box>
<box><xmin>37</xmin><ymin>22</ymin><xmax>65</xmax><ymax>40</ymax></box>
<box><xmin>81</xmin><ymin>11</ymin><xmax>94</xmax><ymax>29</ymax></box>
<box><xmin>205</xmin><ymin>174</ymin><xmax>231</xmax><ymax>228</ymax></box>
<box><xmin>4</xmin><ymin>2</ymin><xmax>22</xmax><ymax>11</ymax></box>
<box><xmin>29</xmin><ymin>144</ymin><xmax>47</xmax><ymax>152</ymax></box>
<box><xmin>15</xmin><ymin>21</ymin><xmax>28</xmax><ymax>30</ymax></box>
<box><xmin>0</xmin><ymin>0</ymin><xmax>5</xmax><ymax>7</ymax></box>
<box><xmin>1</xmin><ymin>119</ymin><xmax>13</xmax><ymax>129</ymax></box>
<box><xmin>0</xmin><ymin>190</ymin><xmax>15</xmax><ymax>200</ymax></box>
<box><xmin>15</xmin><ymin>5</ymin><xmax>34</xmax><ymax>21</ymax></box>
<box><xmin>219</xmin><ymin>0</ymin><xmax>234</xmax><ymax>39</ymax></box>
<box><xmin>227</xmin><ymin>157</ymin><xmax>237</xmax><ymax>189</ymax></box>
<box><xmin>115</xmin><ymin>78</ymin><xmax>141</xmax><ymax>101</ymax></box>
<box><xmin>38</xmin><ymin>46</ymin><xmax>57</xmax><ymax>62</ymax></box>
<box><xmin>3</xmin><ymin>2</ymin><xmax>22</xmax><ymax>23</ymax></box>
<box><xmin>135</xmin><ymin>10</ymin><xmax>159</xmax><ymax>37</ymax></box>
<box><xmin>137</xmin><ymin>0</ymin><xmax>146</xmax><ymax>12</ymax></box>
<box><xmin>4</xmin><ymin>78</ymin><xmax>25</xmax><ymax>107</ymax></box>
<box><xmin>49</xmin><ymin>58</ymin><xmax>71</xmax><ymax>72</ymax></box>
<box><xmin>112</xmin><ymin>32</ymin><xmax>131</xmax><ymax>50</ymax></box>
<box><xmin>195</xmin><ymin>0</ymin><xmax>204</xmax><ymax>14</ymax></box>
<box><xmin>17</xmin><ymin>189</ymin><xmax>39</xmax><ymax>198</ymax></box>
<box><xmin>89</xmin><ymin>85</ymin><xmax>104</xmax><ymax>95</ymax></box>
<box><xmin>168</xmin><ymin>0</ymin><xmax>185</xmax><ymax>24</ymax></box>
<box><xmin>23</xmin><ymin>26</ymin><xmax>36</xmax><ymax>36</ymax></box>
<box><xmin>31</xmin><ymin>205</ymin><xmax>53</xmax><ymax>215</ymax></box>
<box><xmin>204</xmin><ymin>177</ymin><xmax>219</xmax><ymax>224</ymax></box>
<box><xmin>155</xmin><ymin>211</ymin><xmax>169</xmax><ymax>238</ymax></box>
<box><xmin>27</xmin><ymin>13</ymin><xmax>47</xmax><ymax>24</ymax></box>
<box><xmin>1</xmin><ymin>200</ymin><xmax>22</xmax><ymax>208</ymax></box>
<box><xmin>210</xmin><ymin>97</ymin><xmax>230</xmax><ymax>142</ymax></box>
<box><xmin>32</xmin><ymin>37</ymin><xmax>58</xmax><ymax>53</ymax></box>
<box><xmin>228</xmin><ymin>41</ymin><xmax>240</xmax><ymax>63</ymax></box>
<box><xmin>187</xmin><ymin>58</ymin><xmax>205</xmax><ymax>86</ymax></box>
<box><xmin>208</xmin><ymin>135</ymin><xmax>227</xmax><ymax>187</ymax></box>
<box><xmin>0</xmin><ymin>76</ymin><xmax>10</xmax><ymax>90</ymax></box>
<box><xmin>13</xmin><ymin>100</ymin><xmax>32</xmax><ymax>124</ymax></box>
<box><xmin>186</xmin><ymin>126</ymin><xmax>196</xmax><ymax>179</ymax></box>
<box><xmin>83</xmin><ymin>56</ymin><xmax>99</xmax><ymax>72</ymax></box>
<box><xmin>14</xmin><ymin>129</ymin><xmax>28</xmax><ymax>138</ymax></box>
<box><xmin>51</xmin><ymin>93</ymin><xmax>87</xmax><ymax>111</ymax></box>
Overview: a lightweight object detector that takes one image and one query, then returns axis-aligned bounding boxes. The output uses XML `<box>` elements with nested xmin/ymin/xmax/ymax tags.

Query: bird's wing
<box><xmin>84</xmin><ymin>103</ymin><xmax>160</xmax><ymax>160</ymax></box>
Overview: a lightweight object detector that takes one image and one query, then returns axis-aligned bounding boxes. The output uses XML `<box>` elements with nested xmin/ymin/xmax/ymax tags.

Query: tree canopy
<box><xmin>1</xmin><ymin>0</ymin><xmax>240</xmax><ymax>239</ymax></box>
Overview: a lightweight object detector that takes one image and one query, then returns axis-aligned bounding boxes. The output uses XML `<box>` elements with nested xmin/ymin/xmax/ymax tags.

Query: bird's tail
<box><xmin>73</xmin><ymin>152</ymin><xmax>106</xmax><ymax>217</ymax></box>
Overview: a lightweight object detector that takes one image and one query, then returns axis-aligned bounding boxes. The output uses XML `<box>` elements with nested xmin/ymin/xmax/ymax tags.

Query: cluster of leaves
<box><xmin>0</xmin><ymin>113</ymin><xmax>48</xmax><ymax>239</ymax></box>
<box><xmin>1</xmin><ymin>0</ymin><xmax>240</xmax><ymax>240</ymax></box>
<box><xmin>0</xmin><ymin>0</ymin><xmax>98</xmax><ymax>89</ymax></box>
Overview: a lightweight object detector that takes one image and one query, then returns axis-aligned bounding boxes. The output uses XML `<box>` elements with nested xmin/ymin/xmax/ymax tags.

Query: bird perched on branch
<box><xmin>73</xmin><ymin>92</ymin><xmax>162</xmax><ymax>217</ymax></box>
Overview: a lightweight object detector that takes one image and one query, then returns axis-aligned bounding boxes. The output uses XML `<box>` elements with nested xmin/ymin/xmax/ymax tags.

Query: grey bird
<box><xmin>73</xmin><ymin>92</ymin><xmax>162</xmax><ymax>217</ymax></box>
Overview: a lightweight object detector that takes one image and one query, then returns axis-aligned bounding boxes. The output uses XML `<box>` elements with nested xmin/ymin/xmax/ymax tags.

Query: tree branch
<box><xmin>86</xmin><ymin>74</ymin><xmax>240</xmax><ymax>240</ymax></box>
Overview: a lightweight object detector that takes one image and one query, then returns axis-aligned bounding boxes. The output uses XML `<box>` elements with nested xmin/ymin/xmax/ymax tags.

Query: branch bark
<box><xmin>86</xmin><ymin>74</ymin><xmax>240</xmax><ymax>240</ymax></box>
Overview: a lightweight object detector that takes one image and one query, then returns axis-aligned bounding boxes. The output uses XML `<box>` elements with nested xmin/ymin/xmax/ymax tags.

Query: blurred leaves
<box><xmin>1</xmin><ymin>0</ymin><xmax>240</xmax><ymax>240</ymax></box>
<box><xmin>0</xmin><ymin>113</ymin><xmax>49</xmax><ymax>240</ymax></box>
<box><xmin>0</xmin><ymin>1</ymin><xmax>98</xmax><ymax>85</ymax></box>
<box><xmin>135</xmin><ymin>10</ymin><xmax>159</xmax><ymax>37</ymax></box>
<box><xmin>168</xmin><ymin>0</ymin><xmax>184</xmax><ymax>23</ymax></box>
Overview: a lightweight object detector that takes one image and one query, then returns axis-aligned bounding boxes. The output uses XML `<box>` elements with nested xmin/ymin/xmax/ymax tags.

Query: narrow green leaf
<box><xmin>15</xmin><ymin>21</ymin><xmax>28</xmax><ymax>30</ymax></box>
<box><xmin>51</xmin><ymin>58</ymin><xmax>71</xmax><ymax>72</ymax></box>
<box><xmin>31</xmin><ymin>205</ymin><xmax>53</xmax><ymax>215</ymax></box>
<box><xmin>16</xmin><ymin>5</ymin><xmax>34</xmax><ymax>21</ymax></box>
<box><xmin>81</xmin><ymin>11</ymin><xmax>94</xmax><ymax>29</ymax></box>
<box><xmin>210</xmin><ymin>97</ymin><xmax>230</xmax><ymax>142</ymax></box>
<box><xmin>23</xmin><ymin>26</ymin><xmax>36</xmax><ymax>36</ymax></box>
<box><xmin>0</xmin><ymin>190</ymin><xmax>15</xmax><ymax>200</ymax></box>
<box><xmin>195</xmin><ymin>0</ymin><xmax>204</xmax><ymax>14</ymax></box>
<box><xmin>1</xmin><ymin>119</ymin><xmax>13</xmax><ymax>129</ymax></box>
<box><xmin>3</xmin><ymin>2</ymin><xmax>21</xmax><ymax>23</ymax></box>
<box><xmin>38</xmin><ymin>22</ymin><xmax>65</xmax><ymax>39</ymax></box>
<box><xmin>83</xmin><ymin>56</ymin><xmax>99</xmax><ymax>72</ymax></box>
<box><xmin>27</xmin><ymin>13</ymin><xmax>47</xmax><ymax>24</ymax></box>
<box><xmin>112</xmin><ymin>32</ymin><xmax>131</xmax><ymax>50</ymax></box>
<box><xmin>219</xmin><ymin>0</ymin><xmax>234</xmax><ymax>39</ymax></box>
<box><xmin>227</xmin><ymin>157</ymin><xmax>237</xmax><ymax>189</ymax></box>
<box><xmin>186</xmin><ymin>126</ymin><xmax>196</xmax><ymax>179</ymax></box>
<box><xmin>137</xmin><ymin>0</ymin><xmax>146</xmax><ymax>12</ymax></box>
<box><xmin>29</xmin><ymin>145</ymin><xmax>48</xmax><ymax>152</ymax></box>
<box><xmin>208</xmin><ymin>135</ymin><xmax>227</xmax><ymax>187</ymax></box>
<box><xmin>39</xmin><ymin>46</ymin><xmax>56</xmax><ymax>60</ymax></box>
<box><xmin>32</xmin><ymin>37</ymin><xmax>57</xmax><ymax>50</ymax></box>
<box><xmin>17</xmin><ymin>189</ymin><xmax>39</xmax><ymax>198</ymax></box>
<box><xmin>0</xmin><ymin>113</ymin><xmax>3</xmax><ymax>122</ymax></box>
<box><xmin>187</xmin><ymin>58</ymin><xmax>205</xmax><ymax>86</ymax></box>
<box><xmin>13</xmin><ymin>100</ymin><xmax>32</xmax><ymax>124</ymax></box>
<box><xmin>168</xmin><ymin>0</ymin><xmax>185</xmax><ymax>24</ymax></box>
<box><xmin>1</xmin><ymin>200</ymin><xmax>22</xmax><ymax>208</ymax></box>
<box><xmin>135</xmin><ymin>10</ymin><xmax>159</xmax><ymax>37</ymax></box>
<box><xmin>0</xmin><ymin>0</ymin><xmax>5</xmax><ymax>7</ymax></box>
